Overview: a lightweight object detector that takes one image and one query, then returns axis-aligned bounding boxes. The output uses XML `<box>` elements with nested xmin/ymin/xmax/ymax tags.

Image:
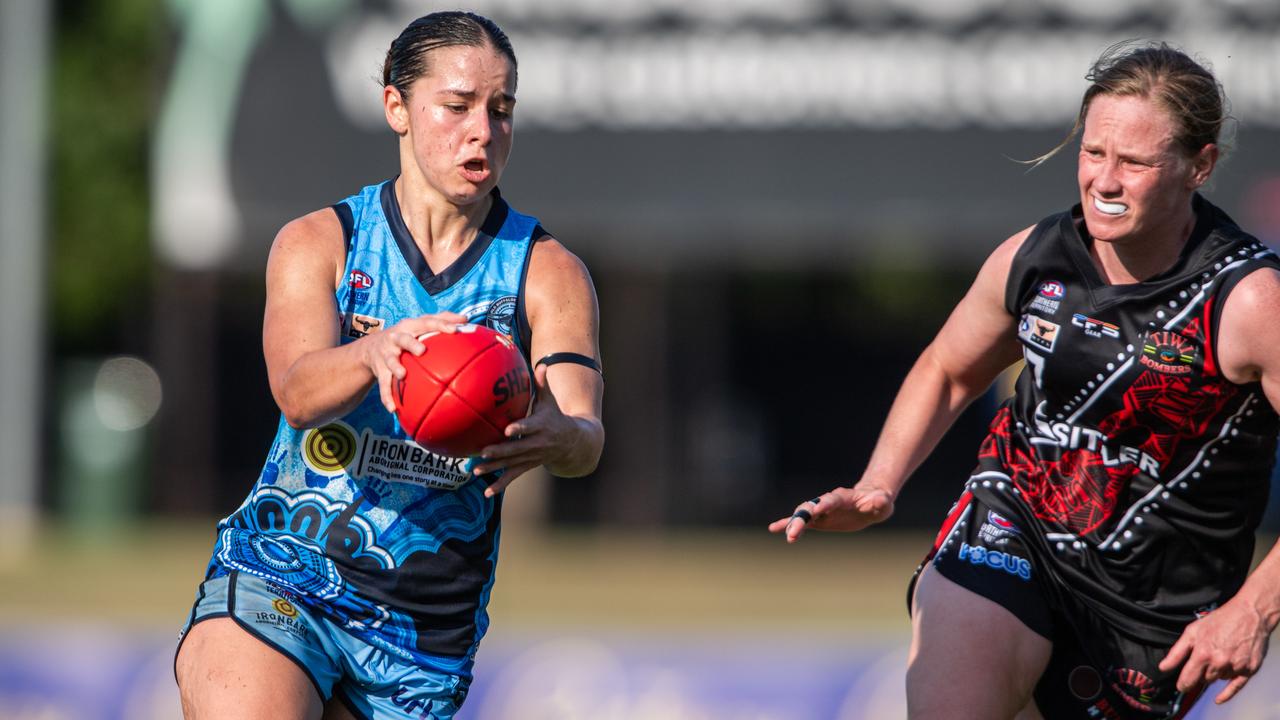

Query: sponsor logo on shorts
<box><xmin>344</xmin><ymin>312</ymin><xmax>385</xmax><ymax>339</ymax></box>
<box><xmin>265</xmin><ymin>580</ymin><xmax>294</xmax><ymax>596</ymax></box>
<box><xmin>1072</xmin><ymin>313</ymin><xmax>1120</xmax><ymax>339</ymax></box>
<box><xmin>1140</xmin><ymin>331</ymin><xmax>1197</xmax><ymax>375</ymax></box>
<box><xmin>1030</xmin><ymin>280</ymin><xmax>1065</xmax><ymax>315</ymax></box>
<box><xmin>957</xmin><ymin>542</ymin><xmax>1032</xmax><ymax>581</ymax></box>
<box><xmin>1110</xmin><ymin>667</ymin><xmax>1156</xmax><ymax>712</ymax></box>
<box><xmin>272</xmin><ymin>597</ymin><xmax>299</xmax><ymax>618</ymax></box>
<box><xmin>979</xmin><ymin>510</ymin><xmax>1020</xmax><ymax>544</ymax></box>
<box><xmin>1019</xmin><ymin>315</ymin><xmax>1060</xmax><ymax>353</ymax></box>
<box><xmin>391</xmin><ymin>686</ymin><xmax>445</xmax><ymax>719</ymax></box>
<box><xmin>987</xmin><ymin>510</ymin><xmax>1018</xmax><ymax>532</ymax></box>
<box><xmin>253</xmin><ymin>597</ymin><xmax>310</xmax><ymax>641</ymax></box>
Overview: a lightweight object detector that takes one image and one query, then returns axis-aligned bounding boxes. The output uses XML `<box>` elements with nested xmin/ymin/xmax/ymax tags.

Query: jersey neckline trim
<box><xmin>1063</xmin><ymin>193</ymin><xmax>1219</xmax><ymax>305</ymax></box>
<box><xmin>380</xmin><ymin>179</ymin><xmax>511</xmax><ymax>296</ymax></box>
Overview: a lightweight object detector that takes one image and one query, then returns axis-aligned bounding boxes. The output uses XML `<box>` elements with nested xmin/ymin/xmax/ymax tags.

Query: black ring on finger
<box><xmin>809</xmin><ymin>496</ymin><xmax>822</xmax><ymax>505</ymax></box>
<box><xmin>792</xmin><ymin>509</ymin><xmax>813</xmax><ymax>523</ymax></box>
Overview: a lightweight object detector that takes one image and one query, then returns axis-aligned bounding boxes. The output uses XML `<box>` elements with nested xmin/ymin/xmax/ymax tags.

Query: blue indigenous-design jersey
<box><xmin>207</xmin><ymin>179</ymin><xmax>540</xmax><ymax>675</ymax></box>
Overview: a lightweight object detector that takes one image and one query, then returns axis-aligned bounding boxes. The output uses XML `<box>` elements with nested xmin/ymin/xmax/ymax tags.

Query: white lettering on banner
<box><xmin>326</xmin><ymin>25</ymin><xmax>1280</xmax><ymax>131</ymax></box>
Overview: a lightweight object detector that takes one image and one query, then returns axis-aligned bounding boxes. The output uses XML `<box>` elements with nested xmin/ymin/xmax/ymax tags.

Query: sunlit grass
<box><xmin>0</xmin><ymin>520</ymin><xmax>927</xmax><ymax>637</ymax></box>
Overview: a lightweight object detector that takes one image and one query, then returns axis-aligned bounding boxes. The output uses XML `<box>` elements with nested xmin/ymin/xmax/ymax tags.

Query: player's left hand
<box><xmin>767</xmin><ymin>485</ymin><xmax>896</xmax><ymax>543</ymax></box>
<box><xmin>472</xmin><ymin>364</ymin><xmax>580</xmax><ymax>497</ymax></box>
<box><xmin>1158</xmin><ymin>597</ymin><xmax>1271</xmax><ymax>704</ymax></box>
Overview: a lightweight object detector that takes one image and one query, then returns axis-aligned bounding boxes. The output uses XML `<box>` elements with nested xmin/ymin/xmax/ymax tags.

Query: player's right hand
<box><xmin>363</xmin><ymin>312</ymin><xmax>467</xmax><ymax>412</ymax></box>
<box><xmin>767</xmin><ymin>485</ymin><xmax>896</xmax><ymax>543</ymax></box>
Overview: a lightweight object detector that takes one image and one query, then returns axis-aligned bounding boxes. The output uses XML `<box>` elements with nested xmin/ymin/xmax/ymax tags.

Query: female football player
<box><xmin>773</xmin><ymin>42</ymin><xmax>1280</xmax><ymax>719</ymax></box>
<box><xmin>175</xmin><ymin>11</ymin><xmax>604</xmax><ymax>719</ymax></box>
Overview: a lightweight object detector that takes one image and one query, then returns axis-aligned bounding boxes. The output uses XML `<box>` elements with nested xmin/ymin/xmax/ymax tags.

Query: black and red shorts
<box><xmin>912</xmin><ymin>491</ymin><xmax>1205</xmax><ymax>720</ymax></box>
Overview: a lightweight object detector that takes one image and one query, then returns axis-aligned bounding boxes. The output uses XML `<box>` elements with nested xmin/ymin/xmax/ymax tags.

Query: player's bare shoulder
<box><xmin>1226</xmin><ymin>265</ymin><xmax>1280</xmax><ymax>307</ymax></box>
<box><xmin>524</xmin><ymin>233</ymin><xmax>599</xmax><ymax>318</ymax></box>
<box><xmin>528</xmin><ymin>233</ymin><xmax>593</xmax><ymax>284</ymax></box>
<box><xmin>988</xmin><ymin>224</ymin><xmax>1037</xmax><ymax>272</ymax></box>
<box><xmin>1217</xmin><ymin>266</ymin><xmax>1280</xmax><ymax>385</ymax></box>
<box><xmin>267</xmin><ymin>207</ymin><xmax>348</xmax><ymax>288</ymax></box>
<box><xmin>966</xmin><ymin>224</ymin><xmax>1038</xmax><ymax>306</ymax></box>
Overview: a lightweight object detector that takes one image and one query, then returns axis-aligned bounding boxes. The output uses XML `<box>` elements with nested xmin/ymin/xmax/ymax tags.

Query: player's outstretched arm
<box><xmin>263</xmin><ymin>210</ymin><xmax>464</xmax><ymax>428</ymax></box>
<box><xmin>471</xmin><ymin>236</ymin><xmax>604</xmax><ymax>495</ymax></box>
<box><xmin>1159</xmin><ymin>267</ymin><xmax>1280</xmax><ymax>705</ymax></box>
<box><xmin>771</xmin><ymin>226</ymin><xmax>1033</xmax><ymax>543</ymax></box>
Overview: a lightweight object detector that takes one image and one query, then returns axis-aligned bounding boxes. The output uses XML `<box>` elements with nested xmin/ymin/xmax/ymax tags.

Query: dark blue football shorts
<box><xmin>912</xmin><ymin>491</ymin><xmax>1206</xmax><ymax>720</ymax></box>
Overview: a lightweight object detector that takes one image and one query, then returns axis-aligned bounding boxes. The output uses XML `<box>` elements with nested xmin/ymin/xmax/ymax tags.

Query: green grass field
<box><xmin>9</xmin><ymin>521</ymin><xmax>1280</xmax><ymax>720</ymax></box>
<box><xmin>0</xmin><ymin>520</ymin><xmax>927</xmax><ymax>639</ymax></box>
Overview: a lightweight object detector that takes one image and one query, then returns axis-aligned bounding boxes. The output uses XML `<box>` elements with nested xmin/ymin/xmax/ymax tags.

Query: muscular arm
<box><xmin>263</xmin><ymin>209</ymin><xmax>370</xmax><ymax>428</ymax></box>
<box><xmin>773</xmin><ymin>226</ymin><xmax>1031</xmax><ymax>539</ymax></box>
<box><xmin>1161</xmin><ymin>267</ymin><xmax>1280</xmax><ymax>704</ymax></box>
<box><xmin>473</xmin><ymin>236</ymin><xmax>604</xmax><ymax>487</ymax></box>
<box><xmin>263</xmin><ymin>209</ymin><xmax>463</xmax><ymax>428</ymax></box>
<box><xmin>856</xmin><ymin>227</ymin><xmax>1030</xmax><ymax>500</ymax></box>
<box><xmin>524</xmin><ymin>237</ymin><xmax>605</xmax><ymax>475</ymax></box>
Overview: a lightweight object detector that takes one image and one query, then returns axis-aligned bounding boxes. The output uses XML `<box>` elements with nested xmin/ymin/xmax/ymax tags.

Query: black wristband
<box><xmin>536</xmin><ymin>352</ymin><xmax>603</xmax><ymax>376</ymax></box>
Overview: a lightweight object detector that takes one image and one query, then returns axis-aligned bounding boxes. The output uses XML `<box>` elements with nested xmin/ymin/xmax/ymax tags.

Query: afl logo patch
<box><xmin>1139</xmin><ymin>331</ymin><xmax>1197</xmax><ymax>375</ymax></box>
<box><xmin>987</xmin><ymin>511</ymin><xmax>1018</xmax><ymax>533</ymax></box>
<box><xmin>979</xmin><ymin>510</ymin><xmax>1020</xmax><ymax>545</ymax></box>
<box><xmin>348</xmin><ymin>270</ymin><xmax>374</xmax><ymax>289</ymax></box>
<box><xmin>484</xmin><ymin>296</ymin><xmax>518</xmax><ymax>338</ymax></box>
<box><xmin>1038</xmin><ymin>281</ymin><xmax>1065</xmax><ymax>299</ymax></box>
<box><xmin>1030</xmin><ymin>280</ymin><xmax>1064</xmax><ymax>315</ymax></box>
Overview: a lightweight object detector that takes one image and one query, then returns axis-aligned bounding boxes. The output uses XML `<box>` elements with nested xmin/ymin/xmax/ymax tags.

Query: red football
<box><xmin>392</xmin><ymin>324</ymin><xmax>532</xmax><ymax>457</ymax></box>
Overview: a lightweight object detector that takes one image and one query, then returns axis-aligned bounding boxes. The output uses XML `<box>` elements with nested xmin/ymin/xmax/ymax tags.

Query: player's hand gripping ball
<box><xmin>392</xmin><ymin>324</ymin><xmax>532</xmax><ymax>457</ymax></box>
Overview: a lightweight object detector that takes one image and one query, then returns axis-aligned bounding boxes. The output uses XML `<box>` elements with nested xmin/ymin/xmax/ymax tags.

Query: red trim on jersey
<box><xmin>927</xmin><ymin>490</ymin><xmax>974</xmax><ymax>559</ymax></box>
<box><xmin>1199</xmin><ymin>292</ymin><xmax>1219</xmax><ymax>377</ymax></box>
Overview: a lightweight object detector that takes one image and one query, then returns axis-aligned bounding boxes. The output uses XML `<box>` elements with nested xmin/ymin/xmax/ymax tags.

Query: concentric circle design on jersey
<box><xmin>303</xmin><ymin>423</ymin><xmax>357</xmax><ymax>473</ymax></box>
<box><xmin>216</xmin><ymin>529</ymin><xmax>346</xmax><ymax>600</ymax></box>
<box><xmin>253</xmin><ymin>534</ymin><xmax>307</xmax><ymax>572</ymax></box>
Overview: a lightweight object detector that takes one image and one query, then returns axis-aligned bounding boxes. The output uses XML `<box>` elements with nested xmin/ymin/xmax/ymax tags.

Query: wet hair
<box><xmin>1030</xmin><ymin>41</ymin><xmax>1229</xmax><ymax>167</ymax></box>
<box><xmin>381</xmin><ymin>11</ymin><xmax>517</xmax><ymax>98</ymax></box>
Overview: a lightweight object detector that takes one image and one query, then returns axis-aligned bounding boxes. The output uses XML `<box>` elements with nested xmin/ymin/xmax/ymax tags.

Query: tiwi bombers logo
<box><xmin>1139</xmin><ymin>331</ymin><xmax>1197</xmax><ymax>375</ymax></box>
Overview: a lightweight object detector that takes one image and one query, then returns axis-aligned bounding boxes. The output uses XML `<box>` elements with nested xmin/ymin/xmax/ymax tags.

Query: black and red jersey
<box><xmin>971</xmin><ymin>194</ymin><xmax>1280</xmax><ymax>644</ymax></box>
